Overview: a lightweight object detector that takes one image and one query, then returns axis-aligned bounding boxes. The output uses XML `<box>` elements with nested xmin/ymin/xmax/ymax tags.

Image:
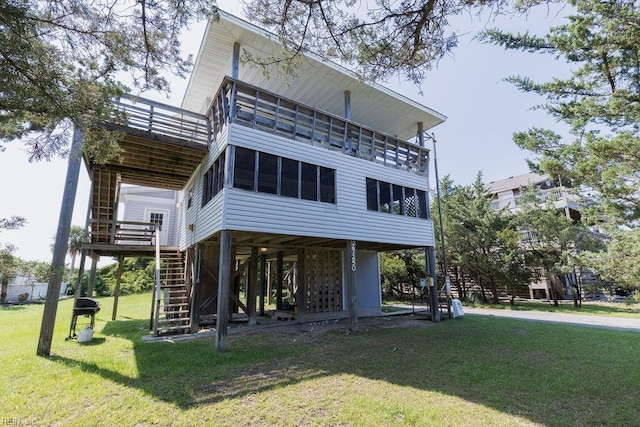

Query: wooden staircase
<box><xmin>154</xmin><ymin>250</ymin><xmax>191</xmax><ymax>335</ymax></box>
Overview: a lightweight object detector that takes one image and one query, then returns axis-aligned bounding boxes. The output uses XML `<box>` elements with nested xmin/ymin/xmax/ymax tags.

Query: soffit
<box><xmin>182</xmin><ymin>11</ymin><xmax>447</xmax><ymax>141</ymax></box>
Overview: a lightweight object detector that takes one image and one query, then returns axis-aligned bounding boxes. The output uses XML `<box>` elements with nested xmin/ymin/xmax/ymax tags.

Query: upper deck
<box><xmin>207</xmin><ymin>77</ymin><xmax>431</xmax><ymax>175</ymax></box>
<box><xmin>183</xmin><ymin>10</ymin><xmax>446</xmax><ymax>142</ymax></box>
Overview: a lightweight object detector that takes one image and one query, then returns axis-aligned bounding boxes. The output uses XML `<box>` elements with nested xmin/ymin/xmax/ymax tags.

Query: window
<box><xmin>187</xmin><ymin>187</ymin><xmax>194</xmax><ymax>209</ymax></box>
<box><xmin>301</xmin><ymin>162</ymin><xmax>318</xmax><ymax>201</ymax></box>
<box><xmin>281</xmin><ymin>158</ymin><xmax>299</xmax><ymax>198</ymax></box>
<box><xmin>366</xmin><ymin>178</ymin><xmax>378</xmax><ymax>211</ymax></box>
<box><xmin>215</xmin><ymin>152</ymin><xmax>225</xmax><ymax>194</ymax></box>
<box><xmin>230</xmin><ymin>146</ymin><xmax>336</xmax><ymax>204</ymax></box>
<box><xmin>233</xmin><ymin>147</ymin><xmax>256</xmax><ymax>190</ymax></box>
<box><xmin>379</xmin><ymin>182</ymin><xmax>391</xmax><ymax>213</ymax></box>
<box><xmin>319</xmin><ymin>167</ymin><xmax>335</xmax><ymax>203</ymax></box>
<box><xmin>366</xmin><ymin>178</ymin><xmax>428</xmax><ymax>220</ymax></box>
<box><xmin>258</xmin><ymin>152</ymin><xmax>278</xmax><ymax>194</ymax></box>
<box><xmin>417</xmin><ymin>190</ymin><xmax>428</xmax><ymax>219</ymax></box>
<box><xmin>202</xmin><ymin>151</ymin><xmax>226</xmax><ymax>207</ymax></box>
<box><xmin>392</xmin><ymin>184</ymin><xmax>404</xmax><ymax>215</ymax></box>
<box><xmin>149</xmin><ymin>213</ymin><xmax>163</xmax><ymax>231</ymax></box>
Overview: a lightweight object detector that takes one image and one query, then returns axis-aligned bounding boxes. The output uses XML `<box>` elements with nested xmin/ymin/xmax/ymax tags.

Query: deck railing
<box><xmin>206</xmin><ymin>77</ymin><xmax>429</xmax><ymax>175</ymax></box>
<box><xmin>88</xmin><ymin>219</ymin><xmax>158</xmax><ymax>245</ymax></box>
<box><xmin>112</xmin><ymin>94</ymin><xmax>210</xmax><ymax>147</ymax></box>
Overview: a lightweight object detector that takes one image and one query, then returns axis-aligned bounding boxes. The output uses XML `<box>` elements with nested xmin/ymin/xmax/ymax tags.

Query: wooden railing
<box><xmin>112</xmin><ymin>94</ymin><xmax>210</xmax><ymax>147</ymax></box>
<box><xmin>88</xmin><ymin>219</ymin><xmax>158</xmax><ymax>245</ymax></box>
<box><xmin>206</xmin><ymin>77</ymin><xmax>429</xmax><ymax>175</ymax></box>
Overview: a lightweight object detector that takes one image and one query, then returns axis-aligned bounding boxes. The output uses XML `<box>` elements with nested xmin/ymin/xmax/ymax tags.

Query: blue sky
<box><xmin>0</xmin><ymin>1</ymin><xmax>571</xmax><ymax>264</ymax></box>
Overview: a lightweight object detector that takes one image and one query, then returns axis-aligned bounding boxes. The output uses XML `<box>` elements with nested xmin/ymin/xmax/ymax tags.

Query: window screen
<box><xmin>233</xmin><ymin>147</ymin><xmax>256</xmax><ymax>191</ymax></box>
<box><xmin>281</xmin><ymin>158</ymin><xmax>299</xmax><ymax>198</ymax></box>
<box><xmin>366</xmin><ymin>178</ymin><xmax>378</xmax><ymax>211</ymax></box>
<box><xmin>319</xmin><ymin>167</ymin><xmax>335</xmax><ymax>203</ymax></box>
<box><xmin>301</xmin><ymin>162</ymin><xmax>318</xmax><ymax>201</ymax></box>
<box><xmin>258</xmin><ymin>152</ymin><xmax>278</xmax><ymax>194</ymax></box>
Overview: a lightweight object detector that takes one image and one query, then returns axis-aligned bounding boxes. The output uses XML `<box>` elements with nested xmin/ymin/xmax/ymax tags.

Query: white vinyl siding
<box><xmin>223</xmin><ymin>124</ymin><xmax>434</xmax><ymax>247</ymax></box>
<box><xmin>121</xmin><ymin>196</ymin><xmax>178</xmax><ymax>246</ymax></box>
<box><xmin>178</xmin><ymin>122</ymin><xmax>434</xmax><ymax>248</ymax></box>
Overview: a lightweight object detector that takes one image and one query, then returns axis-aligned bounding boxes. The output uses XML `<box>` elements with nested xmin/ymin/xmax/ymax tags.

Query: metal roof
<box><xmin>181</xmin><ymin>10</ymin><xmax>447</xmax><ymax>141</ymax></box>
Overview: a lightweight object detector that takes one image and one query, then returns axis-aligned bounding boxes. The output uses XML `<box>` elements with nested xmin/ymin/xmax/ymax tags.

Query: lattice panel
<box><xmin>304</xmin><ymin>249</ymin><xmax>342</xmax><ymax>313</ymax></box>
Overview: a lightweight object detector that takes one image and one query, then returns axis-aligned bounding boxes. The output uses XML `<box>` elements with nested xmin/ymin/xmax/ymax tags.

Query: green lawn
<box><xmin>2</xmin><ymin>293</ymin><xmax>639</xmax><ymax>426</ymax></box>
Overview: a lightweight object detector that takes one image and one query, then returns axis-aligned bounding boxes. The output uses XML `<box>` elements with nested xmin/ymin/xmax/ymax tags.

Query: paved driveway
<box><xmin>462</xmin><ymin>306</ymin><xmax>640</xmax><ymax>332</ymax></box>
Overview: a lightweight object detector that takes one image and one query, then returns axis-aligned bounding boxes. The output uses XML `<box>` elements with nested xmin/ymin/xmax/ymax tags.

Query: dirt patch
<box><xmin>229</xmin><ymin>313</ymin><xmax>435</xmax><ymax>343</ymax></box>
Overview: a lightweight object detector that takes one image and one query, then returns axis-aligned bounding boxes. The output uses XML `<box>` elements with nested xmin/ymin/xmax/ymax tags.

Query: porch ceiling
<box><xmin>182</xmin><ymin>10</ymin><xmax>446</xmax><ymax>142</ymax></box>
<box><xmin>86</xmin><ymin>125</ymin><xmax>209</xmax><ymax>190</ymax></box>
<box><xmin>197</xmin><ymin>230</ymin><xmax>425</xmax><ymax>256</ymax></box>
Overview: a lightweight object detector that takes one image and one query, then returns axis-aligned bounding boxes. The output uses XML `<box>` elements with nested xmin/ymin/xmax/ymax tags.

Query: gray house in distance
<box><xmin>77</xmin><ymin>10</ymin><xmax>446</xmax><ymax>349</ymax></box>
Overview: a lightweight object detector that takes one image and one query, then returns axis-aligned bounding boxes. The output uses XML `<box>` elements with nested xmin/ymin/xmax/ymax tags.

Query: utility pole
<box><xmin>37</xmin><ymin>128</ymin><xmax>84</xmax><ymax>356</ymax></box>
<box><xmin>418</xmin><ymin>124</ymin><xmax>440</xmax><ymax>322</ymax></box>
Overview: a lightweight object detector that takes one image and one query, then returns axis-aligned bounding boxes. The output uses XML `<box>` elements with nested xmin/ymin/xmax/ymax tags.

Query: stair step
<box><xmin>158</xmin><ymin>317</ymin><xmax>191</xmax><ymax>326</ymax></box>
<box><xmin>162</xmin><ymin>303</ymin><xmax>189</xmax><ymax>308</ymax></box>
<box><xmin>159</xmin><ymin>315</ymin><xmax>190</xmax><ymax>321</ymax></box>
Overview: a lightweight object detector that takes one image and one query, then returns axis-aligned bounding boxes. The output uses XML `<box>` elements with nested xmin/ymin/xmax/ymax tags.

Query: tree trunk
<box><xmin>69</xmin><ymin>252</ymin><xmax>77</xmax><ymax>276</ymax></box>
<box><xmin>1</xmin><ymin>276</ymin><xmax>8</xmax><ymax>304</ymax></box>
<box><xmin>488</xmin><ymin>277</ymin><xmax>499</xmax><ymax>304</ymax></box>
<box><xmin>478</xmin><ymin>281</ymin><xmax>487</xmax><ymax>303</ymax></box>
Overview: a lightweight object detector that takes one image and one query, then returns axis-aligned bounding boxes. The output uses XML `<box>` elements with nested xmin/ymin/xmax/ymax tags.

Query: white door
<box><xmin>145</xmin><ymin>208</ymin><xmax>170</xmax><ymax>245</ymax></box>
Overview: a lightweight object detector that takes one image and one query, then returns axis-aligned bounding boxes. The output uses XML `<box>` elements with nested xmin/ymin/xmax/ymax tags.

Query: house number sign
<box><xmin>350</xmin><ymin>241</ymin><xmax>356</xmax><ymax>272</ymax></box>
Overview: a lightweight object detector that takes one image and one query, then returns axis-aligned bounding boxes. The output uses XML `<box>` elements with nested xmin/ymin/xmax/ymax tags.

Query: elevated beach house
<box><xmin>76</xmin><ymin>11</ymin><xmax>446</xmax><ymax>349</ymax></box>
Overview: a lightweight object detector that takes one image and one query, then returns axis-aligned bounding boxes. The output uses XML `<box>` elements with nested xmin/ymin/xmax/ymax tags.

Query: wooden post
<box><xmin>266</xmin><ymin>261</ymin><xmax>272</xmax><ymax>305</ymax></box>
<box><xmin>276</xmin><ymin>251</ymin><xmax>284</xmax><ymax>310</ymax></box>
<box><xmin>74</xmin><ymin>250</ymin><xmax>87</xmax><ymax>298</ymax></box>
<box><xmin>190</xmin><ymin>244</ymin><xmax>201</xmax><ymax>333</ymax></box>
<box><xmin>346</xmin><ymin>240</ymin><xmax>358</xmax><ymax>332</ymax></box>
<box><xmin>215</xmin><ymin>230</ymin><xmax>232</xmax><ymax>351</ymax></box>
<box><xmin>111</xmin><ymin>254</ymin><xmax>125</xmax><ymax>320</ymax></box>
<box><xmin>296</xmin><ymin>249</ymin><xmax>306</xmax><ymax>316</ymax></box>
<box><xmin>232</xmin><ymin>42</ymin><xmax>240</xmax><ymax>79</ymax></box>
<box><xmin>66</xmin><ymin>249</ymin><xmax>88</xmax><ymax>338</ymax></box>
<box><xmin>344</xmin><ymin>90</ymin><xmax>351</xmax><ymax>120</ymax></box>
<box><xmin>37</xmin><ymin>128</ymin><xmax>84</xmax><ymax>357</ymax></box>
<box><xmin>86</xmin><ymin>254</ymin><xmax>99</xmax><ymax>298</ymax></box>
<box><xmin>426</xmin><ymin>247</ymin><xmax>440</xmax><ymax>322</ymax></box>
<box><xmin>259</xmin><ymin>253</ymin><xmax>266</xmax><ymax>316</ymax></box>
<box><xmin>247</xmin><ymin>247</ymin><xmax>258</xmax><ymax>325</ymax></box>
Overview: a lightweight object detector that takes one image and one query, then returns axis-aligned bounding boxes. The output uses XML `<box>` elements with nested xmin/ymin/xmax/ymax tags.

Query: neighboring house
<box><xmin>485</xmin><ymin>172</ymin><xmax>601</xmax><ymax>300</ymax></box>
<box><xmin>5</xmin><ymin>274</ymin><xmax>67</xmax><ymax>303</ymax></box>
<box><xmin>486</xmin><ymin>172</ymin><xmax>581</xmax><ymax>221</ymax></box>
<box><xmin>75</xmin><ymin>10</ymin><xmax>446</xmax><ymax>345</ymax></box>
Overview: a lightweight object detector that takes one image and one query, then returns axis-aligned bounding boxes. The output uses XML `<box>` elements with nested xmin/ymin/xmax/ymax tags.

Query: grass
<box><xmin>2</xmin><ymin>292</ymin><xmax>640</xmax><ymax>426</ymax></box>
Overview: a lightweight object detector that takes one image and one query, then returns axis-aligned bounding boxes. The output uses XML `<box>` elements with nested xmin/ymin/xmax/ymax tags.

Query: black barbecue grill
<box><xmin>69</xmin><ymin>297</ymin><xmax>101</xmax><ymax>338</ymax></box>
